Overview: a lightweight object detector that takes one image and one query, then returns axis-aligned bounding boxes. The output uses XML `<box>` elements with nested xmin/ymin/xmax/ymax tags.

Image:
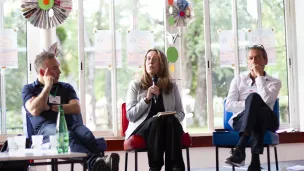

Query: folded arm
<box><xmin>51</xmin><ymin>99</ymin><xmax>81</xmax><ymax>114</ymax></box>
<box><xmin>25</xmin><ymin>86</ymin><xmax>51</xmax><ymax>116</ymax></box>
<box><xmin>226</xmin><ymin>77</ymin><xmax>245</xmax><ymax>113</ymax></box>
<box><xmin>255</xmin><ymin>76</ymin><xmax>282</xmax><ymax>106</ymax></box>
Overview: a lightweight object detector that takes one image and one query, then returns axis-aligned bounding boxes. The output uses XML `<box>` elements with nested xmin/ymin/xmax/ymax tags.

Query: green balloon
<box><xmin>168</xmin><ymin>16</ymin><xmax>175</xmax><ymax>26</ymax></box>
<box><xmin>167</xmin><ymin>47</ymin><xmax>178</xmax><ymax>63</ymax></box>
<box><xmin>38</xmin><ymin>0</ymin><xmax>54</xmax><ymax>10</ymax></box>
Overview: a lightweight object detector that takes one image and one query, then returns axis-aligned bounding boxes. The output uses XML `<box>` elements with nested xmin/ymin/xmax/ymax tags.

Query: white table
<box><xmin>0</xmin><ymin>149</ymin><xmax>87</xmax><ymax>171</ymax></box>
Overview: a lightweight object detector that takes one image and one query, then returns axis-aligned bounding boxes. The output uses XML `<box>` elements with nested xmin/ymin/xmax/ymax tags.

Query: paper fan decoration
<box><xmin>166</xmin><ymin>0</ymin><xmax>192</xmax><ymax>27</ymax></box>
<box><xmin>21</xmin><ymin>0</ymin><xmax>72</xmax><ymax>29</ymax></box>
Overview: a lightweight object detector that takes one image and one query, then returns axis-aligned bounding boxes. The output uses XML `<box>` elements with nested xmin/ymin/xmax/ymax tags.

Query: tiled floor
<box><xmin>191</xmin><ymin>160</ymin><xmax>304</xmax><ymax>171</ymax></box>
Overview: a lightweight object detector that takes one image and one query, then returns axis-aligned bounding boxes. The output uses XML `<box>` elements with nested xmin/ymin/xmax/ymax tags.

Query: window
<box><xmin>209</xmin><ymin>0</ymin><xmax>234</xmax><ymax>129</ymax></box>
<box><xmin>56</xmin><ymin>1</ymin><xmax>79</xmax><ymax>91</ymax></box>
<box><xmin>261</xmin><ymin>0</ymin><xmax>289</xmax><ymax>125</ymax></box>
<box><xmin>181</xmin><ymin>0</ymin><xmax>208</xmax><ymax>133</ymax></box>
<box><xmin>83</xmin><ymin>0</ymin><xmax>114</xmax><ymax>133</ymax></box>
<box><xmin>60</xmin><ymin>0</ymin><xmax>292</xmax><ymax>135</ymax></box>
<box><xmin>0</xmin><ymin>0</ymin><xmax>294</xmax><ymax>137</ymax></box>
<box><xmin>1</xmin><ymin>0</ymin><xmax>27</xmax><ymax>134</ymax></box>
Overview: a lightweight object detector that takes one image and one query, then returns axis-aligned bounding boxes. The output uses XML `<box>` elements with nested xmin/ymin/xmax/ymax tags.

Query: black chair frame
<box><xmin>124</xmin><ymin>147</ymin><xmax>191</xmax><ymax>171</ymax></box>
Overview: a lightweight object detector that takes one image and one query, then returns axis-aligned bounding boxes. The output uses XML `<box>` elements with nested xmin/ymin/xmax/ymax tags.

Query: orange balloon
<box><xmin>43</xmin><ymin>0</ymin><xmax>49</xmax><ymax>5</ymax></box>
<box><xmin>168</xmin><ymin>0</ymin><xmax>173</xmax><ymax>5</ymax></box>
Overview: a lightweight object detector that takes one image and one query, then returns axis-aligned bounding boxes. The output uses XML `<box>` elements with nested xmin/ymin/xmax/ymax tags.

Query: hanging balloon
<box><xmin>21</xmin><ymin>0</ymin><xmax>73</xmax><ymax>29</ymax></box>
<box><xmin>167</xmin><ymin>47</ymin><xmax>178</xmax><ymax>63</ymax></box>
<box><xmin>168</xmin><ymin>16</ymin><xmax>175</xmax><ymax>26</ymax></box>
<box><xmin>168</xmin><ymin>0</ymin><xmax>174</xmax><ymax>5</ymax></box>
<box><xmin>169</xmin><ymin>63</ymin><xmax>175</xmax><ymax>73</ymax></box>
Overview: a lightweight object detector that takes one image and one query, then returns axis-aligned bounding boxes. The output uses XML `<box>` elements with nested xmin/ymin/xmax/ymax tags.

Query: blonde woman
<box><xmin>126</xmin><ymin>49</ymin><xmax>185</xmax><ymax>171</ymax></box>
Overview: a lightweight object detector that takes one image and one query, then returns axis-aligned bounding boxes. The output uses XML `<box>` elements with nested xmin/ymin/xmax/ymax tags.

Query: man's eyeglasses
<box><xmin>247</xmin><ymin>44</ymin><xmax>265</xmax><ymax>50</ymax></box>
<box><xmin>246</xmin><ymin>44</ymin><xmax>268</xmax><ymax>59</ymax></box>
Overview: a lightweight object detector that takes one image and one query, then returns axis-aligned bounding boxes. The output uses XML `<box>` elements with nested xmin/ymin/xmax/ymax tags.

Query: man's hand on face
<box><xmin>251</xmin><ymin>64</ymin><xmax>264</xmax><ymax>77</ymax></box>
<box><xmin>43</xmin><ymin>68</ymin><xmax>54</xmax><ymax>88</ymax></box>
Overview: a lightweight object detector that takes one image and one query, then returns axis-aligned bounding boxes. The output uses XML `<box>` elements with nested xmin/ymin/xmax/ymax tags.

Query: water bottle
<box><xmin>56</xmin><ymin>105</ymin><xmax>69</xmax><ymax>153</ymax></box>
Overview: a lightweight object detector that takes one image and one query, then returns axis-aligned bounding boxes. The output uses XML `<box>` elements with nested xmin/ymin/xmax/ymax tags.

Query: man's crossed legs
<box><xmin>225</xmin><ymin>93</ymin><xmax>279</xmax><ymax>171</ymax></box>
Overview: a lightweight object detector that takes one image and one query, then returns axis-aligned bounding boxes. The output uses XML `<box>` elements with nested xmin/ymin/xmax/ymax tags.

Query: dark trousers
<box><xmin>131</xmin><ymin>115</ymin><xmax>185</xmax><ymax>171</ymax></box>
<box><xmin>37</xmin><ymin>122</ymin><xmax>101</xmax><ymax>171</ymax></box>
<box><xmin>233</xmin><ymin>93</ymin><xmax>279</xmax><ymax>154</ymax></box>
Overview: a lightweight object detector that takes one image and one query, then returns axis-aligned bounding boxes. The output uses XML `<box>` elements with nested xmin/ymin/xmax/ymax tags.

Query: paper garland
<box><xmin>21</xmin><ymin>0</ymin><xmax>72</xmax><ymax>29</ymax></box>
<box><xmin>166</xmin><ymin>0</ymin><xmax>192</xmax><ymax>27</ymax></box>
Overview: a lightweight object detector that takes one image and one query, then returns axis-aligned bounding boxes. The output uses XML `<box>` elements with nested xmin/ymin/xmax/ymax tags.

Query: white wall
<box><xmin>295</xmin><ymin>0</ymin><xmax>304</xmax><ymax>131</ymax></box>
<box><xmin>35</xmin><ymin>143</ymin><xmax>304</xmax><ymax>171</ymax></box>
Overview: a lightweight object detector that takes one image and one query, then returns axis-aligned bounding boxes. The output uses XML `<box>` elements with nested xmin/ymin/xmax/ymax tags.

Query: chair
<box><xmin>121</xmin><ymin>103</ymin><xmax>192</xmax><ymax>171</ymax></box>
<box><xmin>212</xmin><ymin>99</ymin><xmax>280</xmax><ymax>171</ymax></box>
<box><xmin>23</xmin><ymin>109</ymin><xmax>107</xmax><ymax>171</ymax></box>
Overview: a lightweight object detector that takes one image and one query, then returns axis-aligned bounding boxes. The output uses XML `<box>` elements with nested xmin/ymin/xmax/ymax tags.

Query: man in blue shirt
<box><xmin>22</xmin><ymin>50</ymin><xmax>119</xmax><ymax>171</ymax></box>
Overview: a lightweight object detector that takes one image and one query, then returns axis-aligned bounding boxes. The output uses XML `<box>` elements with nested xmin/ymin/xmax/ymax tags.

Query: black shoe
<box><xmin>225</xmin><ymin>148</ymin><xmax>246</xmax><ymax>167</ymax></box>
<box><xmin>172</xmin><ymin>167</ymin><xmax>184</xmax><ymax>171</ymax></box>
<box><xmin>149</xmin><ymin>168</ymin><xmax>160</xmax><ymax>171</ymax></box>
<box><xmin>247</xmin><ymin>164</ymin><xmax>262</xmax><ymax>171</ymax></box>
<box><xmin>92</xmin><ymin>157</ymin><xmax>110</xmax><ymax>171</ymax></box>
<box><xmin>103</xmin><ymin>153</ymin><xmax>120</xmax><ymax>171</ymax></box>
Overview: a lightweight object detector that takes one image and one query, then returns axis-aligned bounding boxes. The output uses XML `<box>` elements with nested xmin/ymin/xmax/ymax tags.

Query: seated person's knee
<box><xmin>246</xmin><ymin>92</ymin><xmax>261</xmax><ymax>102</ymax></box>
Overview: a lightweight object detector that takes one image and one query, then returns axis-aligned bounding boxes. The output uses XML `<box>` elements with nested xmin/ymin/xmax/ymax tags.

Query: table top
<box><xmin>0</xmin><ymin>149</ymin><xmax>87</xmax><ymax>161</ymax></box>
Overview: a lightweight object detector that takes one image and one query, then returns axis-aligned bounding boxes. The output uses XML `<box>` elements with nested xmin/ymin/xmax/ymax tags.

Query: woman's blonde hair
<box><xmin>140</xmin><ymin>48</ymin><xmax>173</xmax><ymax>94</ymax></box>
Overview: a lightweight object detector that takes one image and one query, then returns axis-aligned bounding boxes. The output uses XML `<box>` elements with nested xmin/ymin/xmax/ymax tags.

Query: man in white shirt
<box><xmin>225</xmin><ymin>45</ymin><xmax>281</xmax><ymax>171</ymax></box>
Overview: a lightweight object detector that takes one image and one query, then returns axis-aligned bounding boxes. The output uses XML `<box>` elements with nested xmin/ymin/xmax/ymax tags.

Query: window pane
<box><xmin>3</xmin><ymin>0</ymin><xmax>27</xmax><ymax>134</ymax></box>
<box><xmin>83</xmin><ymin>0</ymin><xmax>113</xmax><ymax>132</ymax></box>
<box><xmin>237</xmin><ymin>0</ymin><xmax>258</xmax><ymax>73</ymax></box>
<box><xmin>138</xmin><ymin>0</ymin><xmax>165</xmax><ymax>50</ymax></box>
<box><xmin>210</xmin><ymin>0</ymin><xmax>234</xmax><ymax>128</ymax></box>
<box><xmin>180</xmin><ymin>0</ymin><xmax>207</xmax><ymax>133</ymax></box>
<box><xmin>261</xmin><ymin>0</ymin><xmax>289</xmax><ymax>125</ymax></box>
<box><xmin>115</xmin><ymin>0</ymin><xmax>138</xmax><ymax>134</ymax></box>
<box><xmin>56</xmin><ymin>0</ymin><xmax>79</xmax><ymax>90</ymax></box>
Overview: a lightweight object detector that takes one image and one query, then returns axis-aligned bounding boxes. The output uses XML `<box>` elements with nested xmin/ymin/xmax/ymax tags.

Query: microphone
<box><xmin>152</xmin><ymin>76</ymin><xmax>158</xmax><ymax>104</ymax></box>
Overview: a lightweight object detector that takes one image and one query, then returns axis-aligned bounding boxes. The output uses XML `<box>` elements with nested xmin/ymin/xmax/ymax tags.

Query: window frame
<box><xmin>0</xmin><ymin>0</ymin><xmax>297</xmax><ymax>139</ymax></box>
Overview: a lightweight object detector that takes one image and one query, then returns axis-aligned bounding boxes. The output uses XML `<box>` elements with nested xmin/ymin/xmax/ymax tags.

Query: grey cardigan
<box><xmin>125</xmin><ymin>79</ymin><xmax>185</xmax><ymax>139</ymax></box>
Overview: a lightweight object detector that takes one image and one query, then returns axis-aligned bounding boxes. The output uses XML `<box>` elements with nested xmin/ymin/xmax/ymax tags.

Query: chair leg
<box><xmin>125</xmin><ymin>151</ymin><xmax>128</xmax><ymax>171</ymax></box>
<box><xmin>71</xmin><ymin>163</ymin><xmax>74</xmax><ymax>171</ymax></box>
<box><xmin>215</xmin><ymin>146</ymin><xmax>219</xmax><ymax>171</ymax></box>
<box><xmin>274</xmin><ymin>146</ymin><xmax>279</xmax><ymax>171</ymax></box>
<box><xmin>267</xmin><ymin>145</ymin><xmax>271</xmax><ymax>171</ymax></box>
<box><xmin>231</xmin><ymin>148</ymin><xmax>235</xmax><ymax>171</ymax></box>
<box><xmin>135</xmin><ymin>151</ymin><xmax>138</xmax><ymax>171</ymax></box>
<box><xmin>186</xmin><ymin>147</ymin><xmax>190</xmax><ymax>171</ymax></box>
<box><xmin>51</xmin><ymin>159</ymin><xmax>58</xmax><ymax>171</ymax></box>
<box><xmin>51</xmin><ymin>159</ymin><xmax>55</xmax><ymax>171</ymax></box>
